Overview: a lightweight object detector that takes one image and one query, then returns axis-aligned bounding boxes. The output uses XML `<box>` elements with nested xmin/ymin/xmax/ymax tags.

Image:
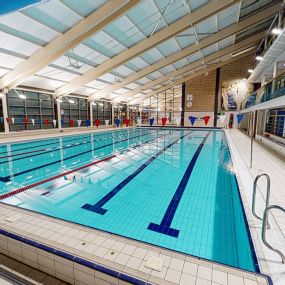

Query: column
<box><xmin>111</xmin><ymin>103</ymin><xmax>114</xmax><ymax>126</ymax></box>
<box><xmin>214</xmin><ymin>67</ymin><xmax>221</xmax><ymax>127</ymax></box>
<box><xmin>272</xmin><ymin>61</ymin><xmax>278</xmax><ymax>93</ymax></box>
<box><xmin>140</xmin><ymin>104</ymin><xmax>142</xmax><ymax>125</ymax></box>
<box><xmin>89</xmin><ymin>100</ymin><xmax>94</xmax><ymax>127</ymax></box>
<box><xmin>56</xmin><ymin>99</ymin><xmax>62</xmax><ymax>130</ymax></box>
<box><xmin>181</xmin><ymin>82</ymin><xmax>186</xmax><ymax>126</ymax></box>
<box><xmin>1</xmin><ymin>91</ymin><xmax>9</xmax><ymax>133</ymax></box>
<box><xmin>126</xmin><ymin>105</ymin><xmax>129</xmax><ymax>119</ymax></box>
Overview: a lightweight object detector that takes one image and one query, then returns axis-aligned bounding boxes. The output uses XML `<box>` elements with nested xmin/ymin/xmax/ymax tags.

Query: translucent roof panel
<box><xmin>22</xmin><ymin>0</ymin><xmax>82</xmax><ymax>33</ymax></box>
<box><xmin>175</xmin><ymin>28</ymin><xmax>197</xmax><ymax>48</ymax></box>
<box><xmin>195</xmin><ymin>15</ymin><xmax>217</xmax><ymax>40</ymax></box>
<box><xmin>217</xmin><ymin>2</ymin><xmax>240</xmax><ymax>31</ymax></box>
<box><xmin>140</xmin><ymin>48</ymin><xmax>165</xmax><ymax>65</ymax></box>
<box><xmin>104</xmin><ymin>15</ymin><xmax>145</xmax><ymax>48</ymax></box>
<box><xmin>86</xmin><ymin>31</ymin><xmax>127</xmax><ymax>58</ymax></box>
<box><xmin>126</xmin><ymin>0</ymin><xmax>167</xmax><ymax>37</ymax></box>
<box><xmin>61</xmin><ymin>0</ymin><xmax>107</xmax><ymax>17</ymax></box>
<box><xmin>0</xmin><ymin>31</ymin><xmax>40</xmax><ymax>56</ymax></box>
<box><xmin>0</xmin><ymin>12</ymin><xmax>59</xmax><ymax>44</ymax></box>
<box><xmin>157</xmin><ymin>38</ymin><xmax>181</xmax><ymax>57</ymax></box>
<box><xmin>0</xmin><ymin>52</ymin><xmax>24</xmax><ymax>69</ymax></box>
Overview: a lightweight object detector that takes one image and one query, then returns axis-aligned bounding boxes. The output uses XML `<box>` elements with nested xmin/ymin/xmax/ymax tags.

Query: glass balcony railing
<box><xmin>241</xmin><ymin>71</ymin><xmax>285</xmax><ymax>110</ymax></box>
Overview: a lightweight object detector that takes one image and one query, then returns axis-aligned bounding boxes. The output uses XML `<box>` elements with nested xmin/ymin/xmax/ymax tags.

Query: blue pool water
<box><xmin>0</xmin><ymin>128</ymin><xmax>257</xmax><ymax>271</ymax></box>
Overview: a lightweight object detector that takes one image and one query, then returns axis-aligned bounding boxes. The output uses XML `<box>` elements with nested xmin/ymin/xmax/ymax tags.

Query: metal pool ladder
<box><xmin>262</xmin><ymin>205</ymin><xmax>285</xmax><ymax>263</ymax></box>
<box><xmin>252</xmin><ymin>173</ymin><xmax>271</xmax><ymax>224</ymax></box>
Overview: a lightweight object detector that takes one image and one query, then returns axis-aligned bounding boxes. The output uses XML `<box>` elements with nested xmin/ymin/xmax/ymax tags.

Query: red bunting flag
<box><xmin>5</xmin><ymin>117</ymin><xmax>9</xmax><ymax>123</ymax></box>
<box><xmin>95</xmin><ymin>119</ymin><xmax>100</xmax><ymax>128</ymax></box>
<box><xmin>44</xmin><ymin>119</ymin><xmax>49</xmax><ymax>126</ymax></box>
<box><xmin>125</xmin><ymin>119</ymin><xmax>130</xmax><ymax>127</ymax></box>
<box><xmin>70</xmin><ymin>119</ymin><xmax>74</xmax><ymax>127</ymax></box>
<box><xmin>203</xmin><ymin>116</ymin><xmax>210</xmax><ymax>125</ymax></box>
<box><xmin>24</xmin><ymin>118</ymin><xmax>29</xmax><ymax>125</ymax></box>
<box><xmin>162</xmin><ymin>117</ymin><xmax>167</xmax><ymax>126</ymax></box>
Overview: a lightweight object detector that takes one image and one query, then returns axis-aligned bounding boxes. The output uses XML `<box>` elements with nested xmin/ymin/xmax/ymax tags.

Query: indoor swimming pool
<box><xmin>0</xmin><ymin>128</ymin><xmax>257</xmax><ymax>272</ymax></box>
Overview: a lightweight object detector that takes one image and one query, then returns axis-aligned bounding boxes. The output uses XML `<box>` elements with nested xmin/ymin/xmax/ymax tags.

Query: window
<box><xmin>7</xmin><ymin>90</ymin><xmax>55</xmax><ymax>131</ymax></box>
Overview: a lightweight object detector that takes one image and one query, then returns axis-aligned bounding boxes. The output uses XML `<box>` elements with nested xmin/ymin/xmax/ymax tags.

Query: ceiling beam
<box><xmin>116</xmin><ymin>31</ymin><xmax>263</xmax><ymax>101</ymax></box>
<box><xmin>129</xmin><ymin>48</ymin><xmax>255</xmax><ymax>104</ymax></box>
<box><xmin>54</xmin><ymin>0</ymin><xmax>240</xmax><ymax>97</ymax></box>
<box><xmin>89</xmin><ymin>1</ymin><xmax>280</xmax><ymax>100</ymax></box>
<box><xmin>0</xmin><ymin>0</ymin><xmax>140</xmax><ymax>90</ymax></box>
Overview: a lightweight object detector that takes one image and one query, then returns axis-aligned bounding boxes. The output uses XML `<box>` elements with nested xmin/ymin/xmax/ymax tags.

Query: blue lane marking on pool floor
<box><xmin>82</xmin><ymin>131</ymin><xmax>193</xmax><ymax>215</ymax></box>
<box><xmin>0</xmin><ymin>130</ymin><xmax>157</xmax><ymax>183</ymax></box>
<box><xmin>147</xmin><ymin>131</ymin><xmax>210</xmax><ymax>238</ymax></box>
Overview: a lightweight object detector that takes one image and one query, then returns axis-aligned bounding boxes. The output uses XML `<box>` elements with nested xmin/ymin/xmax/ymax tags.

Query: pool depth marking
<box><xmin>0</xmin><ymin>131</ymin><xmax>168</xmax><ymax>199</ymax></box>
<box><xmin>82</xmin><ymin>131</ymin><xmax>193</xmax><ymax>215</ymax></box>
<box><xmin>0</xmin><ymin>130</ymin><xmax>157</xmax><ymax>183</ymax></box>
<box><xmin>147</xmin><ymin>131</ymin><xmax>210</xmax><ymax>238</ymax></box>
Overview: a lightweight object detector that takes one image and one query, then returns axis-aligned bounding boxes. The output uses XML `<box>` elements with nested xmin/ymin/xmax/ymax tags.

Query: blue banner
<box><xmin>149</xmin><ymin>118</ymin><xmax>154</xmax><ymax>126</ymax></box>
<box><xmin>115</xmin><ymin>118</ymin><xmax>120</xmax><ymax>127</ymax></box>
<box><xmin>189</xmin><ymin>116</ymin><xmax>197</xmax><ymax>126</ymax></box>
<box><xmin>0</xmin><ymin>117</ymin><xmax>3</xmax><ymax>124</ymax></box>
<box><xmin>237</xmin><ymin>114</ymin><xmax>244</xmax><ymax>124</ymax></box>
<box><xmin>86</xmin><ymin>119</ymin><xmax>90</xmax><ymax>127</ymax></box>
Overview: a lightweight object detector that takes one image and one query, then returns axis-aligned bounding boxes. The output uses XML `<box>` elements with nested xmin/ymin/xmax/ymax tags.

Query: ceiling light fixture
<box><xmin>19</xmin><ymin>94</ymin><xmax>26</xmax><ymax>99</ymax></box>
<box><xmin>69</xmin><ymin>99</ymin><xmax>75</xmax><ymax>104</ymax></box>
<box><xmin>272</xmin><ymin>28</ymin><xmax>282</xmax><ymax>35</ymax></box>
<box><xmin>248</xmin><ymin>69</ymin><xmax>254</xmax><ymax>73</ymax></box>
<box><xmin>256</xmin><ymin>55</ymin><xmax>263</xmax><ymax>61</ymax></box>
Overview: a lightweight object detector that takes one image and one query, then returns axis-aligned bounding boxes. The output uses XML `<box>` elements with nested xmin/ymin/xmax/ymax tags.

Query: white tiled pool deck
<box><xmin>0</xmin><ymin>127</ymin><xmax>283</xmax><ymax>285</ymax></box>
<box><xmin>225</xmin><ymin>129</ymin><xmax>285</xmax><ymax>285</ymax></box>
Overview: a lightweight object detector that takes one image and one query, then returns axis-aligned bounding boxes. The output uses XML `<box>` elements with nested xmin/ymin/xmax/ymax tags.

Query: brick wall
<box><xmin>184</xmin><ymin>54</ymin><xmax>255</xmax><ymax>112</ymax></box>
<box><xmin>184</xmin><ymin>70</ymin><xmax>216</xmax><ymax>112</ymax></box>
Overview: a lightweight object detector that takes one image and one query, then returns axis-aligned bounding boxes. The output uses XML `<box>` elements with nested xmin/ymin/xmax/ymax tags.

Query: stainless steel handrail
<box><xmin>262</xmin><ymin>205</ymin><xmax>285</xmax><ymax>263</ymax></box>
<box><xmin>252</xmin><ymin>173</ymin><xmax>271</xmax><ymax>224</ymax></box>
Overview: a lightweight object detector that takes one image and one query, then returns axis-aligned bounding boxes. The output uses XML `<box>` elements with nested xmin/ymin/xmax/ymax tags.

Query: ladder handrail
<box><xmin>262</xmin><ymin>205</ymin><xmax>285</xmax><ymax>263</ymax></box>
<box><xmin>252</xmin><ymin>173</ymin><xmax>271</xmax><ymax>222</ymax></box>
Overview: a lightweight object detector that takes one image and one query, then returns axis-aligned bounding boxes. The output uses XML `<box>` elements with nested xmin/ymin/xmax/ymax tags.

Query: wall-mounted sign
<box><xmin>185</xmin><ymin>94</ymin><xmax>193</xmax><ymax>111</ymax></box>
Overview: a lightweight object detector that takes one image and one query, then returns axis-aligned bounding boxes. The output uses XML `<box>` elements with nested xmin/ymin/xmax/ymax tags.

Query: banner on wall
<box><xmin>95</xmin><ymin>119</ymin><xmax>100</xmax><ymax>128</ymax></box>
<box><xmin>203</xmin><ymin>116</ymin><xmax>210</xmax><ymax>125</ymax></box>
<box><xmin>137</xmin><ymin>118</ymin><xmax>141</xmax><ymax>126</ymax></box>
<box><xmin>221</xmin><ymin>79</ymin><xmax>253</xmax><ymax>111</ymax></box>
<box><xmin>162</xmin><ymin>117</ymin><xmax>167</xmax><ymax>126</ymax></box>
<box><xmin>189</xmin><ymin>116</ymin><xmax>197</xmax><ymax>126</ymax></box>
<box><xmin>218</xmin><ymin>115</ymin><xmax>227</xmax><ymax>126</ymax></box>
<box><xmin>125</xmin><ymin>119</ymin><xmax>130</xmax><ymax>127</ymax></box>
<box><xmin>0</xmin><ymin>117</ymin><xmax>3</xmax><ymax>124</ymax></box>
<box><xmin>105</xmin><ymin>120</ymin><xmax>109</xmax><ymax>126</ymax></box>
<box><xmin>149</xmin><ymin>117</ymin><xmax>154</xmax><ymax>126</ymax></box>
<box><xmin>115</xmin><ymin>118</ymin><xmax>120</xmax><ymax>127</ymax></box>
<box><xmin>77</xmin><ymin>120</ymin><xmax>82</xmax><ymax>127</ymax></box>
<box><xmin>70</xmin><ymin>119</ymin><xmax>74</xmax><ymax>127</ymax></box>
<box><xmin>185</xmin><ymin>94</ymin><xmax>193</xmax><ymax>111</ymax></box>
<box><xmin>53</xmin><ymin>120</ymin><xmax>57</xmax><ymax>127</ymax></box>
<box><xmin>86</xmin><ymin>119</ymin><xmax>90</xmax><ymax>127</ymax></box>
<box><xmin>25</xmin><ymin>118</ymin><xmax>29</xmax><ymax>125</ymax></box>
<box><xmin>11</xmin><ymin>118</ymin><xmax>15</xmax><ymax>124</ymax></box>
<box><xmin>31</xmin><ymin>119</ymin><xmax>35</xmax><ymax>125</ymax></box>
<box><xmin>44</xmin><ymin>119</ymin><xmax>49</xmax><ymax>126</ymax></box>
<box><xmin>236</xmin><ymin>113</ymin><xmax>244</xmax><ymax>124</ymax></box>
